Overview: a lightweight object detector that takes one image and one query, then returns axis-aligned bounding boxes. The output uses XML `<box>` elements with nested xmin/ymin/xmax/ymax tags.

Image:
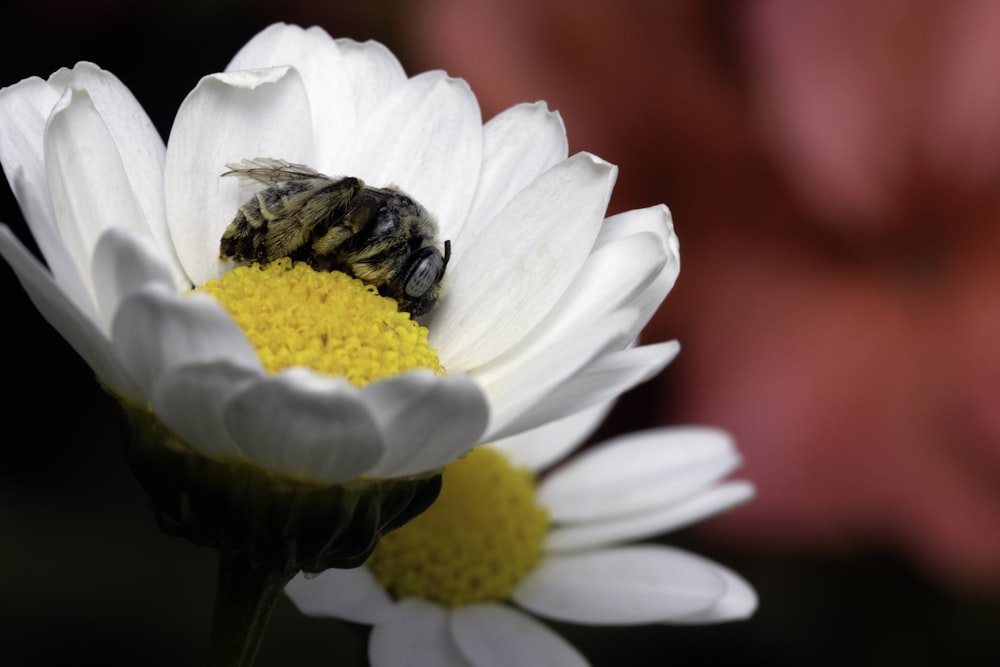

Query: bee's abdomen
<box><xmin>219</xmin><ymin>204</ymin><xmax>269</xmax><ymax>262</ymax></box>
<box><xmin>219</xmin><ymin>177</ymin><xmax>363</xmax><ymax>265</ymax></box>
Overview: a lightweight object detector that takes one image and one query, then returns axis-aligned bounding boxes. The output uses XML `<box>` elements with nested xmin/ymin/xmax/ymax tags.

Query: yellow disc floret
<box><xmin>198</xmin><ymin>258</ymin><xmax>443</xmax><ymax>384</ymax></box>
<box><xmin>367</xmin><ymin>446</ymin><xmax>550</xmax><ymax>607</ymax></box>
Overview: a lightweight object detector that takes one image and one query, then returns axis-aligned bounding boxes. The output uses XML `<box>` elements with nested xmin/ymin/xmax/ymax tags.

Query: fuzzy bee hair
<box><xmin>219</xmin><ymin>158</ymin><xmax>450</xmax><ymax>316</ymax></box>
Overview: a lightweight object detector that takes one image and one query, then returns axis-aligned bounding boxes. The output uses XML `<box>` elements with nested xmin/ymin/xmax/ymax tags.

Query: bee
<box><xmin>219</xmin><ymin>157</ymin><xmax>450</xmax><ymax>316</ymax></box>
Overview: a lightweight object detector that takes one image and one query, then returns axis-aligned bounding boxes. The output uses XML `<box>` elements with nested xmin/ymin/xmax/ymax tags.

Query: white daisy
<box><xmin>285</xmin><ymin>404</ymin><xmax>757</xmax><ymax>667</ymax></box>
<box><xmin>0</xmin><ymin>22</ymin><xmax>679</xmax><ymax>490</ymax></box>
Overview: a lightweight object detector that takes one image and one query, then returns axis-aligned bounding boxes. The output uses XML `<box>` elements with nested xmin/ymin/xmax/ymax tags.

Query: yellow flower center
<box><xmin>197</xmin><ymin>258</ymin><xmax>443</xmax><ymax>384</ymax></box>
<box><xmin>367</xmin><ymin>446</ymin><xmax>550</xmax><ymax>607</ymax></box>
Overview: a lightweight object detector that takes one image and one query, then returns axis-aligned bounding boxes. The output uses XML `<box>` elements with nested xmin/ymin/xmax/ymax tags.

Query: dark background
<box><xmin>2</xmin><ymin>2</ymin><xmax>1000</xmax><ymax>665</ymax></box>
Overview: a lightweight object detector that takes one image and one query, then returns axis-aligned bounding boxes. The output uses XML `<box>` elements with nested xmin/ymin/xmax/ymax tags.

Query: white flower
<box><xmin>0</xmin><ymin>23</ymin><xmax>679</xmax><ymax>484</ymax></box>
<box><xmin>285</xmin><ymin>403</ymin><xmax>756</xmax><ymax>666</ymax></box>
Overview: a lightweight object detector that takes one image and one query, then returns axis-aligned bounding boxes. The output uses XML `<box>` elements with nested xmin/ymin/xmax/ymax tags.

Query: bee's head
<box><xmin>398</xmin><ymin>240</ymin><xmax>451</xmax><ymax>316</ymax></box>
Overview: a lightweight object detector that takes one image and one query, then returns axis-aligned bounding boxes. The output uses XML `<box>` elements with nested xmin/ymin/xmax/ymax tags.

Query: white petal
<box><xmin>495</xmin><ymin>340</ymin><xmax>679</xmax><ymax>440</ymax></box>
<box><xmin>440</xmin><ymin>227</ymin><xmax>669</xmax><ymax>426</ymax></box>
<box><xmin>539</xmin><ymin>427</ymin><xmax>741</xmax><ymax>522</ymax></box>
<box><xmin>431</xmin><ymin>153</ymin><xmax>616</xmax><ymax>371</ymax></box>
<box><xmin>362</xmin><ymin>371</ymin><xmax>489</xmax><ymax>478</ymax></box>
<box><xmin>369</xmin><ymin>599</ymin><xmax>471</xmax><ymax>667</ymax></box>
<box><xmin>487</xmin><ymin>231</ymin><xmax>667</xmax><ymax>366</ymax></box>
<box><xmin>596</xmin><ymin>205</ymin><xmax>679</xmax><ymax>329</ymax></box>
<box><xmin>284</xmin><ymin>567</ymin><xmax>394</xmax><ymax>626</ymax></box>
<box><xmin>0</xmin><ymin>75</ymin><xmax>56</xmax><ymax>208</ymax></box>
<box><xmin>0</xmin><ymin>76</ymin><xmax>91</xmax><ymax>310</ymax></box>
<box><xmin>334</xmin><ymin>38</ymin><xmax>408</xmax><ymax>140</ymax></box>
<box><xmin>340</xmin><ymin>70</ymin><xmax>482</xmax><ymax>244</ymax></box>
<box><xmin>110</xmin><ymin>283</ymin><xmax>258</xmax><ymax>397</ymax></box>
<box><xmin>479</xmin><ymin>308</ymin><xmax>640</xmax><ymax>442</ymax></box>
<box><xmin>459</xmin><ymin>102</ymin><xmax>568</xmax><ymax>245</ymax></box>
<box><xmin>490</xmin><ymin>399</ymin><xmax>615</xmax><ymax>473</ymax></box>
<box><xmin>669</xmin><ymin>562</ymin><xmax>758</xmax><ymax>624</ymax></box>
<box><xmin>226</xmin><ymin>24</ymin><xmax>329</xmax><ymax>70</ymax></box>
<box><xmin>91</xmin><ymin>227</ymin><xmax>178</xmax><ymax>331</ymax></box>
<box><xmin>0</xmin><ymin>225</ymin><xmax>136</xmax><ymax>398</ymax></box>
<box><xmin>6</xmin><ymin>167</ymin><xmax>95</xmax><ymax>318</ymax></box>
<box><xmin>450</xmin><ymin>603</ymin><xmax>588</xmax><ymax>667</ymax></box>
<box><xmin>44</xmin><ymin>87</ymin><xmax>151</xmax><ymax>304</ymax></box>
<box><xmin>164</xmin><ymin>65</ymin><xmax>314</xmax><ymax>287</ymax></box>
<box><xmin>225</xmin><ymin>23</ymin><xmax>359</xmax><ymax>167</ymax></box>
<box><xmin>544</xmin><ymin>481</ymin><xmax>756</xmax><ymax>553</ymax></box>
<box><xmin>511</xmin><ymin>546</ymin><xmax>727</xmax><ymax>625</ymax></box>
<box><xmin>149</xmin><ymin>359</ymin><xmax>261</xmax><ymax>459</ymax></box>
<box><xmin>223</xmin><ymin>368</ymin><xmax>385</xmax><ymax>482</ymax></box>
<box><xmin>49</xmin><ymin>63</ymin><xmax>187</xmax><ymax>288</ymax></box>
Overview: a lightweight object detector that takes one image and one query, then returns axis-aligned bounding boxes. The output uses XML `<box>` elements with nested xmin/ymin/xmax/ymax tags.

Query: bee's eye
<box><xmin>404</xmin><ymin>247</ymin><xmax>446</xmax><ymax>297</ymax></box>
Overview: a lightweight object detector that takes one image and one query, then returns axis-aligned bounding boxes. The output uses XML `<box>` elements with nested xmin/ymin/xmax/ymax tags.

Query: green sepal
<box><xmin>117</xmin><ymin>401</ymin><xmax>442</xmax><ymax>572</ymax></box>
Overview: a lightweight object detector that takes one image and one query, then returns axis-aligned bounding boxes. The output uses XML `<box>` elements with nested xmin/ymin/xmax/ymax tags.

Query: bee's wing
<box><xmin>222</xmin><ymin>157</ymin><xmax>329</xmax><ymax>187</ymax></box>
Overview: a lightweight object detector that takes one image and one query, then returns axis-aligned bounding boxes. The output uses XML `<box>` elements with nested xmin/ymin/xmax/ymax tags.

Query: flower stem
<box><xmin>207</xmin><ymin>550</ymin><xmax>297</xmax><ymax>667</ymax></box>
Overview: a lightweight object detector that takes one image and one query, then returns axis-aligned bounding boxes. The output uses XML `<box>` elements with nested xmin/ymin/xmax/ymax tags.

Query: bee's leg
<box><xmin>264</xmin><ymin>214</ymin><xmax>316</xmax><ymax>262</ymax></box>
<box><xmin>310</xmin><ymin>226</ymin><xmax>355</xmax><ymax>265</ymax></box>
